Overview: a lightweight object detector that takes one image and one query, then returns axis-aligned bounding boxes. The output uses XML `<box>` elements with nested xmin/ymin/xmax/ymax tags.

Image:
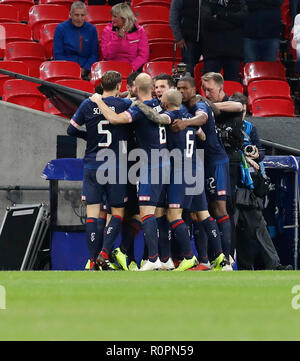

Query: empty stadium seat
<box><xmin>134</xmin><ymin>6</ymin><xmax>170</xmax><ymax>25</ymax></box>
<box><xmin>142</xmin><ymin>61</ymin><xmax>177</xmax><ymax>77</ymax></box>
<box><xmin>28</xmin><ymin>4</ymin><xmax>69</xmax><ymax>41</ymax></box>
<box><xmin>85</xmin><ymin>5</ymin><xmax>112</xmax><ymax>24</ymax></box>
<box><xmin>0</xmin><ymin>4</ymin><xmax>20</xmax><ymax>22</ymax></box>
<box><xmin>95</xmin><ymin>23</ymin><xmax>108</xmax><ymax>60</ymax></box>
<box><xmin>0</xmin><ymin>23</ymin><xmax>33</xmax><ymax>58</ymax></box>
<box><xmin>194</xmin><ymin>61</ymin><xmax>204</xmax><ymax>94</ymax></box>
<box><xmin>223</xmin><ymin>80</ymin><xmax>244</xmax><ymax>96</ymax></box>
<box><xmin>40</xmin><ymin>61</ymin><xmax>82</xmax><ymax>82</ymax></box>
<box><xmin>143</xmin><ymin>24</ymin><xmax>174</xmax><ymax>44</ymax></box>
<box><xmin>0</xmin><ymin>0</ymin><xmax>35</xmax><ymax>22</ymax></box>
<box><xmin>149</xmin><ymin>42</ymin><xmax>181</xmax><ymax>62</ymax></box>
<box><xmin>247</xmin><ymin>80</ymin><xmax>292</xmax><ymax>112</ymax></box>
<box><xmin>39</xmin><ymin>0</ymin><xmax>74</xmax><ymax>10</ymax></box>
<box><xmin>39</xmin><ymin>23</ymin><xmax>59</xmax><ymax>60</ymax></box>
<box><xmin>0</xmin><ymin>60</ymin><xmax>29</xmax><ymax>97</ymax></box>
<box><xmin>90</xmin><ymin>60</ymin><xmax>133</xmax><ymax>87</ymax></box>
<box><xmin>251</xmin><ymin>97</ymin><xmax>295</xmax><ymax>117</ymax></box>
<box><xmin>131</xmin><ymin>0</ymin><xmax>171</xmax><ymax>7</ymax></box>
<box><xmin>243</xmin><ymin>61</ymin><xmax>287</xmax><ymax>86</ymax></box>
<box><xmin>55</xmin><ymin>79</ymin><xmax>95</xmax><ymax>93</ymax></box>
<box><xmin>4</xmin><ymin>41</ymin><xmax>46</xmax><ymax>77</ymax></box>
<box><xmin>2</xmin><ymin>78</ymin><xmax>45</xmax><ymax>111</ymax></box>
<box><xmin>43</xmin><ymin>98</ymin><xmax>67</xmax><ymax>118</ymax></box>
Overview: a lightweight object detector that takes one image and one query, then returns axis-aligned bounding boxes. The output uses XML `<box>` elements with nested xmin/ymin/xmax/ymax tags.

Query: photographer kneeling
<box><xmin>230</xmin><ymin>92</ymin><xmax>293</xmax><ymax>271</ymax></box>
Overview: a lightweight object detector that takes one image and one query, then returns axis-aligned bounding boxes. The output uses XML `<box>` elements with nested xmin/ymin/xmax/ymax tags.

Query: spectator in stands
<box><xmin>201</xmin><ymin>0</ymin><xmax>247</xmax><ymax>82</ymax></box>
<box><xmin>229</xmin><ymin>92</ymin><xmax>293</xmax><ymax>271</ymax></box>
<box><xmin>101</xmin><ymin>3</ymin><xmax>149</xmax><ymax>72</ymax></box>
<box><xmin>169</xmin><ymin>0</ymin><xmax>203</xmax><ymax>76</ymax></box>
<box><xmin>243</xmin><ymin>0</ymin><xmax>283</xmax><ymax>64</ymax></box>
<box><xmin>290</xmin><ymin>0</ymin><xmax>300</xmax><ymax>27</ymax></box>
<box><xmin>53</xmin><ymin>1</ymin><xmax>99</xmax><ymax>80</ymax></box>
<box><xmin>293</xmin><ymin>12</ymin><xmax>300</xmax><ymax>73</ymax></box>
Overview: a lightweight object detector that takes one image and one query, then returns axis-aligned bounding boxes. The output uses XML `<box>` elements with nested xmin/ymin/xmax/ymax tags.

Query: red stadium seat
<box><xmin>2</xmin><ymin>78</ymin><xmax>45</xmax><ymax>111</ymax></box>
<box><xmin>247</xmin><ymin>80</ymin><xmax>292</xmax><ymax>112</ymax></box>
<box><xmin>143</xmin><ymin>24</ymin><xmax>174</xmax><ymax>44</ymax></box>
<box><xmin>0</xmin><ymin>0</ymin><xmax>35</xmax><ymax>22</ymax></box>
<box><xmin>243</xmin><ymin>61</ymin><xmax>287</xmax><ymax>86</ymax></box>
<box><xmin>131</xmin><ymin>0</ymin><xmax>171</xmax><ymax>7</ymax></box>
<box><xmin>28</xmin><ymin>4</ymin><xmax>69</xmax><ymax>41</ymax></box>
<box><xmin>251</xmin><ymin>97</ymin><xmax>295</xmax><ymax>117</ymax></box>
<box><xmin>95</xmin><ymin>23</ymin><xmax>108</xmax><ymax>60</ymax></box>
<box><xmin>142</xmin><ymin>61</ymin><xmax>177</xmax><ymax>77</ymax></box>
<box><xmin>149</xmin><ymin>42</ymin><xmax>181</xmax><ymax>62</ymax></box>
<box><xmin>39</xmin><ymin>23</ymin><xmax>59</xmax><ymax>60</ymax></box>
<box><xmin>85</xmin><ymin>5</ymin><xmax>112</xmax><ymax>24</ymax></box>
<box><xmin>223</xmin><ymin>80</ymin><xmax>244</xmax><ymax>96</ymax></box>
<box><xmin>39</xmin><ymin>0</ymin><xmax>74</xmax><ymax>11</ymax></box>
<box><xmin>39</xmin><ymin>61</ymin><xmax>82</xmax><ymax>82</ymax></box>
<box><xmin>0</xmin><ymin>60</ymin><xmax>29</xmax><ymax>97</ymax></box>
<box><xmin>194</xmin><ymin>61</ymin><xmax>204</xmax><ymax>94</ymax></box>
<box><xmin>4</xmin><ymin>41</ymin><xmax>46</xmax><ymax>77</ymax></box>
<box><xmin>134</xmin><ymin>6</ymin><xmax>170</xmax><ymax>25</ymax></box>
<box><xmin>43</xmin><ymin>98</ymin><xmax>67</xmax><ymax>118</ymax></box>
<box><xmin>90</xmin><ymin>60</ymin><xmax>133</xmax><ymax>87</ymax></box>
<box><xmin>0</xmin><ymin>4</ymin><xmax>20</xmax><ymax>22</ymax></box>
<box><xmin>55</xmin><ymin>79</ymin><xmax>95</xmax><ymax>93</ymax></box>
<box><xmin>0</xmin><ymin>23</ymin><xmax>33</xmax><ymax>58</ymax></box>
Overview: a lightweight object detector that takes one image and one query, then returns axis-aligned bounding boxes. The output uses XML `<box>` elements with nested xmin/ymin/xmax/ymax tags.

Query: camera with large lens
<box><xmin>244</xmin><ymin>145</ymin><xmax>256</xmax><ymax>156</ymax></box>
<box><xmin>172</xmin><ymin>63</ymin><xmax>187</xmax><ymax>85</ymax></box>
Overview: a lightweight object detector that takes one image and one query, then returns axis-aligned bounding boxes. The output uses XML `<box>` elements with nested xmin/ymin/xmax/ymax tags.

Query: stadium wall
<box><xmin>0</xmin><ymin>101</ymin><xmax>86</xmax><ymax>226</ymax></box>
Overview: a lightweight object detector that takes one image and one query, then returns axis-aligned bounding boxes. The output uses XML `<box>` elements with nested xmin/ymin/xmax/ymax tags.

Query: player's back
<box><xmin>165</xmin><ymin>109</ymin><xmax>197</xmax><ymax>158</ymax></box>
<box><xmin>126</xmin><ymin>98</ymin><xmax>167</xmax><ymax>156</ymax></box>
<box><xmin>72</xmin><ymin>96</ymin><xmax>132</xmax><ymax>163</ymax></box>
<box><xmin>190</xmin><ymin>100</ymin><xmax>227</xmax><ymax>163</ymax></box>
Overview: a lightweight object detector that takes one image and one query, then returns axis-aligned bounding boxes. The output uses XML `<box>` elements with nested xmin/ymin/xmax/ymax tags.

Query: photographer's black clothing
<box><xmin>235</xmin><ymin>188</ymin><xmax>281</xmax><ymax>270</ymax></box>
<box><xmin>215</xmin><ymin>94</ymin><xmax>244</xmax><ymax>216</ymax></box>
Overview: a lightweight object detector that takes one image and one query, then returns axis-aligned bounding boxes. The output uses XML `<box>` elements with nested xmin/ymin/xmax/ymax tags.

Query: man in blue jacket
<box><xmin>53</xmin><ymin>1</ymin><xmax>99</xmax><ymax>80</ymax></box>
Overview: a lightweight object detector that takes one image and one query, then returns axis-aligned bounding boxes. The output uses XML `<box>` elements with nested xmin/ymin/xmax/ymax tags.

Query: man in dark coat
<box><xmin>243</xmin><ymin>0</ymin><xmax>284</xmax><ymax>64</ymax></box>
<box><xmin>169</xmin><ymin>0</ymin><xmax>203</xmax><ymax>76</ymax></box>
<box><xmin>201</xmin><ymin>0</ymin><xmax>247</xmax><ymax>81</ymax></box>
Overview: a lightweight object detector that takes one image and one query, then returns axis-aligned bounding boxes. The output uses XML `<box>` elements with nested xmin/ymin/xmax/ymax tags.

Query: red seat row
<box><xmin>0</xmin><ymin>3</ymin><xmax>171</xmax><ymax>26</ymax></box>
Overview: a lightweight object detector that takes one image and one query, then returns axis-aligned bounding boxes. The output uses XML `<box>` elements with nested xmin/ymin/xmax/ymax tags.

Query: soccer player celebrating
<box><xmin>160</xmin><ymin>89</ymin><xmax>200</xmax><ymax>271</ymax></box>
<box><xmin>173</xmin><ymin>76</ymin><xmax>232</xmax><ymax>270</ymax></box>
<box><xmin>67</xmin><ymin>70</ymin><xmax>132</xmax><ymax>271</ymax></box>
<box><xmin>90</xmin><ymin>73</ymin><xmax>169</xmax><ymax>271</ymax></box>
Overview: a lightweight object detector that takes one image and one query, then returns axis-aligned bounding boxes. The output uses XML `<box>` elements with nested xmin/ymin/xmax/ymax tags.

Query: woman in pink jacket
<box><xmin>101</xmin><ymin>3</ymin><xmax>149</xmax><ymax>72</ymax></box>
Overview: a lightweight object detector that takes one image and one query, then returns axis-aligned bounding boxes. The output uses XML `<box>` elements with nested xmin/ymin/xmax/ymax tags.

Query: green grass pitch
<box><xmin>0</xmin><ymin>270</ymin><xmax>300</xmax><ymax>341</ymax></box>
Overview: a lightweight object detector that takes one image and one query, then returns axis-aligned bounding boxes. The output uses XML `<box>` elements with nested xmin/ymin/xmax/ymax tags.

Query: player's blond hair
<box><xmin>164</xmin><ymin>89</ymin><xmax>182</xmax><ymax>108</ymax></box>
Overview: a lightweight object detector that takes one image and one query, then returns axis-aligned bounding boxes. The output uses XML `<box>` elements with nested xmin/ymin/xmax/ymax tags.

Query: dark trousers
<box><xmin>235</xmin><ymin>202</ymin><xmax>281</xmax><ymax>270</ymax></box>
<box><xmin>181</xmin><ymin>41</ymin><xmax>202</xmax><ymax>76</ymax></box>
<box><xmin>204</xmin><ymin>56</ymin><xmax>241</xmax><ymax>82</ymax></box>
